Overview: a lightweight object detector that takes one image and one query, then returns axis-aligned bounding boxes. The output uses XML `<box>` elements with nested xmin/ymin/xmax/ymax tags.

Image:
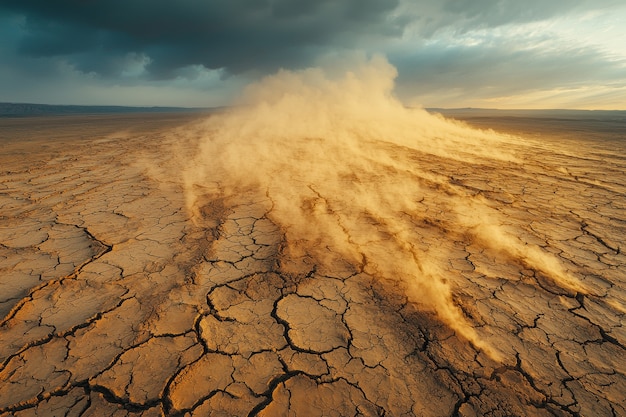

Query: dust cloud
<box><xmin>179</xmin><ymin>55</ymin><xmax>586</xmax><ymax>359</ymax></box>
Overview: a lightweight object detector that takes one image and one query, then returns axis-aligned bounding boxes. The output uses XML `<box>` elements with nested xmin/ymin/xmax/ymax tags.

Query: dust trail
<box><xmin>179</xmin><ymin>55</ymin><xmax>586</xmax><ymax>359</ymax></box>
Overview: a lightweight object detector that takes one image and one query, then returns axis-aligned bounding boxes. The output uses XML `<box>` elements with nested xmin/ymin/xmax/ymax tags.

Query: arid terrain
<box><xmin>0</xmin><ymin>108</ymin><xmax>624</xmax><ymax>417</ymax></box>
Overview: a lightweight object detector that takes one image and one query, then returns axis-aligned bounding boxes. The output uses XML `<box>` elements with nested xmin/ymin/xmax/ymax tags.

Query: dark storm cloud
<box><xmin>0</xmin><ymin>0</ymin><xmax>403</xmax><ymax>78</ymax></box>
<box><xmin>3</xmin><ymin>0</ymin><xmax>620</xmax><ymax>79</ymax></box>
<box><xmin>1</xmin><ymin>0</ymin><xmax>624</xmax><ymax>107</ymax></box>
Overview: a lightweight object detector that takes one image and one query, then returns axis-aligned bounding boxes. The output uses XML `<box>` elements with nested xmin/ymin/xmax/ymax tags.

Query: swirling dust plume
<box><xmin>176</xmin><ymin>55</ymin><xmax>587</xmax><ymax>361</ymax></box>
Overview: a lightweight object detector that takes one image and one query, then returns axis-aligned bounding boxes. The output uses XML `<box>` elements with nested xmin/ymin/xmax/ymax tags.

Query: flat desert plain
<box><xmin>0</xmin><ymin>110</ymin><xmax>624</xmax><ymax>417</ymax></box>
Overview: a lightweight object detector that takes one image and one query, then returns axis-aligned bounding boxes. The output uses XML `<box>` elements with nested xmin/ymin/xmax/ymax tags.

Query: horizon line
<box><xmin>2</xmin><ymin>101</ymin><xmax>625</xmax><ymax>113</ymax></box>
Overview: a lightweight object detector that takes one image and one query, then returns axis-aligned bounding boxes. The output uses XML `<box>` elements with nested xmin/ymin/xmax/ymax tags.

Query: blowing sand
<box><xmin>1</xmin><ymin>63</ymin><xmax>625</xmax><ymax>417</ymax></box>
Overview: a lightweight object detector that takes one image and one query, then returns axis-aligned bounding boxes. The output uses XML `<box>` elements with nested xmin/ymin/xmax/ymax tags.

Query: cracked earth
<box><xmin>1</xmin><ymin>113</ymin><xmax>625</xmax><ymax>416</ymax></box>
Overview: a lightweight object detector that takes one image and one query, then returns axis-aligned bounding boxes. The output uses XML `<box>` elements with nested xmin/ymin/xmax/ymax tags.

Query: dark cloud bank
<box><xmin>1</xmin><ymin>0</ymin><xmax>624</xmax><ymax>106</ymax></box>
<box><xmin>2</xmin><ymin>1</ymin><xmax>618</xmax><ymax>77</ymax></box>
<box><xmin>2</xmin><ymin>0</ymin><xmax>403</xmax><ymax>78</ymax></box>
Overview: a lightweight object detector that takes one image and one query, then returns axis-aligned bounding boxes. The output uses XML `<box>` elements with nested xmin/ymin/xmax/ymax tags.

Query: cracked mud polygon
<box><xmin>1</xmin><ymin>79</ymin><xmax>625</xmax><ymax>415</ymax></box>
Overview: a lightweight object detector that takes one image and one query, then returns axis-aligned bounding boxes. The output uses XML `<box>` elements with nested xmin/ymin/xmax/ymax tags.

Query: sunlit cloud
<box><xmin>392</xmin><ymin>12</ymin><xmax>626</xmax><ymax>109</ymax></box>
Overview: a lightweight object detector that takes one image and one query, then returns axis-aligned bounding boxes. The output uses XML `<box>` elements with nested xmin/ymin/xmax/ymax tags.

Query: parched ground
<box><xmin>0</xmin><ymin>113</ymin><xmax>624</xmax><ymax>416</ymax></box>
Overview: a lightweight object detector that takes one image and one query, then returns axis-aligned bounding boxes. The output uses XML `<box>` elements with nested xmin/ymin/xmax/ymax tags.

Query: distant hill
<box><xmin>427</xmin><ymin>107</ymin><xmax>626</xmax><ymax>121</ymax></box>
<box><xmin>0</xmin><ymin>102</ymin><xmax>214</xmax><ymax>117</ymax></box>
<box><xmin>426</xmin><ymin>107</ymin><xmax>626</xmax><ymax>141</ymax></box>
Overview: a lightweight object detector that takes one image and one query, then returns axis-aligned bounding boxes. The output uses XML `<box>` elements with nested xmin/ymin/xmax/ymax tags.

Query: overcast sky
<box><xmin>1</xmin><ymin>0</ymin><xmax>625</xmax><ymax>109</ymax></box>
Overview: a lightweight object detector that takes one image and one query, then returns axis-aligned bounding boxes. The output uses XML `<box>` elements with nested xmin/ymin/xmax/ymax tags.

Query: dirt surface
<box><xmin>0</xmin><ymin>113</ymin><xmax>624</xmax><ymax>416</ymax></box>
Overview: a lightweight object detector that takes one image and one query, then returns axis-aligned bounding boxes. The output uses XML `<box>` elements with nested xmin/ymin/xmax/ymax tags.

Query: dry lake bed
<box><xmin>0</xmin><ymin>109</ymin><xmax>624</xmax><ymax>416</ymax></box>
